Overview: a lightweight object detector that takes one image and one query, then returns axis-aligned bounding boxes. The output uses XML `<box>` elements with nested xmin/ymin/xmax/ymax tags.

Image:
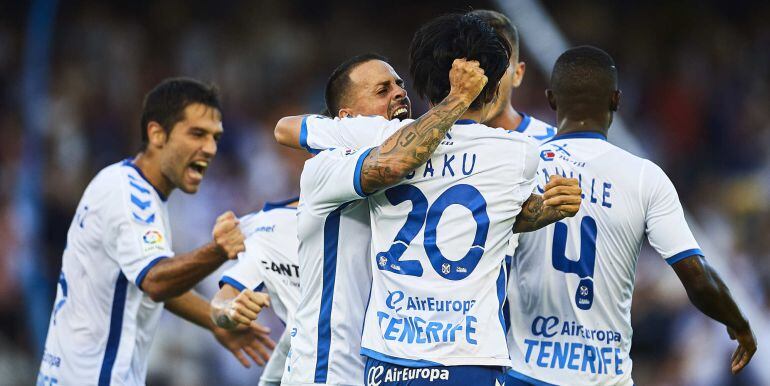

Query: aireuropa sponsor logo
<box><xmin>385</xmin><ymin>290</ymin><xmax>476</xmax><ymax>315</ymax></box>
<box><xmin>368</xmin><ymin>365</ymin><xmax>450</xmax><ymax>385</ymax></box>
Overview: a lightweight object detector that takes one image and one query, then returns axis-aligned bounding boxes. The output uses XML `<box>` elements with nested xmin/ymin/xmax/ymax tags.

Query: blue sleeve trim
<box><xmin>300</xmin><ymin>116</ymin><xmax>321</xmax><ymax>155</ymax></box>
<box><xmin>360</xmin><ymin>348</ymin><xmax>442</xmax><ymax>368</ymax></box>
<box><xmin>353</xmin><ymin>148</ymin><xmax>374</xmax><ymax>197</ymax></box>
<box><xmin>665</xmin><ymin>248</ymin><xmax>704</xmax><ymax>265</ymax></box>
<box><xmin>135</xmin><ymin>256</ymin><xmax>169</xmax><ymax>289</ymax></box>
<box><xmin>218</xmin><ymin>275</ymin><xmax>248</xmax><ymax>292</ymax></box>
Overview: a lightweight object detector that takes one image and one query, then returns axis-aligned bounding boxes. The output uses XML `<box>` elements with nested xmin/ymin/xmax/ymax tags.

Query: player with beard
<box><xmin>38</xmin><ymin>78</ymin><xmax>274</xmax><ymax>386</ymax></box>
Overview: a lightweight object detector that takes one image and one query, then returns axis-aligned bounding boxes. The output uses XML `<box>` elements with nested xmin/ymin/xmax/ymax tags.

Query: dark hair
<box><xmin>551</xmin><ymin>45</ymin><xmax>617</xmax><ymax>103</ymax></box>
<box><xmin>468</xmin><ymin>10</ymin><xmax>519</xmax><ymax>62</ymax></box>
<box><xmin>409</xmin><ymin>13</ymin><xmax>510</xmax><ymax>110</ymax></box>
<box><xmin>140</xmin><ymin>77</ymin><xmax>221</xmax><ymax>148</ymax></box>
<box><xmin>325</xmin><ymin>53</ymin><xmax>389</xmax><ymax>117</ymax></box>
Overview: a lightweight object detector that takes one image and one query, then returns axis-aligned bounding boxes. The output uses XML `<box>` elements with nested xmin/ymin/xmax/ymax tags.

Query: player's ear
<box><xmin>512</xmin><ymin>61</ymin><xmax>526</xmax><ymax>88</ymax></box>
<box><xmin>146</xmin><ymin>121</ymin><xmax>167</xmax><ymax>148</ymax></box>
<box><xmin>610</xmin><ymin>89</ymin><xmax>621</xmax><ymax>112</ymax></box>
<box><xmin>338</xmin><ymin>108</ymin><xmax>352</xmax><ymax>119</ymax></box>
<box><xmin>546</xmin><ymin>89</ymin><xmax>557</xmax><ymax>111</ymax></box>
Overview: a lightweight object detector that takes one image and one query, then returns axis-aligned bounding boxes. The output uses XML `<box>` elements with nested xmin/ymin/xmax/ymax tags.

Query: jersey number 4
<box><xmin>552</xmin><ymin>216</ymin><xmax>597</xmax><ymax>310</ymax></box>
<box><xmin>376</xmin><ymin>184</ymin><xmax>489</xmax><ymax>281</ymax></box>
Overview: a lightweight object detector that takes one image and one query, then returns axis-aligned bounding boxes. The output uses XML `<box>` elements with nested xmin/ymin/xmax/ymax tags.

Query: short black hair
<box><xmin>140</xmin><ymin>77</ymin><xmax>221</xmax><ymax>149</ymax></box>
<box><xmin>409</xmin><ymin>13</ymin><xmax>510</xmax><ymax>110</ymax></box>
<box><xmin>551</xmin><ymin>46</ymin><xmax>617</xmax><ymax>104</ymax></box>
<box><xmin>467</xmin><ymin>10</ymin><xmax>519</xmax><ymax>62</ymax></box>
<box><xmin>325</xmin><ymin>53</ymin><xmax>389</xmax><ymax>117</ymax></box>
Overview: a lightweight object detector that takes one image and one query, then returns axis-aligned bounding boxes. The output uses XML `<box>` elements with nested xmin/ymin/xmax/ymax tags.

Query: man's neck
<box><xmin>556</xmin><ymin>115</ymin><xmax>609</xmax><ymax>138</ymax></box>
<box><xmin>459</xmin><ymin>109</ymin><xmax>486</xmax><ymax>124</ymax></box>
<box><xmin>485</xmin><ymin>104</ymin><xmax>522</xmax><ymax>130</ymax></box>
<box><xmin>133</xmin><ymin>152</ymin><xmax>174</xmax><ymax>198</ymax></box>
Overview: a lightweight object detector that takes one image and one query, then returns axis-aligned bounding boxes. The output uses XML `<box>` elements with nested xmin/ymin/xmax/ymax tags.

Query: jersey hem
<box><xmin>507</xmin><ymin>369</ymin><xmax>558</xmax><ymax>386</ymax></box>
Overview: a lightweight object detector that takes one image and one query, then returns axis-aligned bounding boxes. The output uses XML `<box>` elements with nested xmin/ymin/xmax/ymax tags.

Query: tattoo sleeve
<box><xmin>512</xmin><ymin>194</ymin><xmax>565</xmax><ymax>233</ymax></box>
<box><xmin>359</xmin><ymin>94</ymin><xmax>470</xmax><ymax>193</ymax></box>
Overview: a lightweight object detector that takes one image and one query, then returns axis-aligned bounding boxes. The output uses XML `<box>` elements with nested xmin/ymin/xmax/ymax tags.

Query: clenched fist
<box><xmin>213</xmin><ymin>211</ymin><xmax>245</xmax><ymax>259</ymax></box>
<box><xmin>543</xmin><ymin>175</ymin><xmax>582</xmax><ymax>218</ymax></box>
<box><xmin>448</xmin><ymin>58</ymin><xmax>488</xmax><ymax>106</ymax></box>
<box><xmin>226</xmin><ymin>289</ymin><xmax>271</xmax><ymax>326</ymax></box>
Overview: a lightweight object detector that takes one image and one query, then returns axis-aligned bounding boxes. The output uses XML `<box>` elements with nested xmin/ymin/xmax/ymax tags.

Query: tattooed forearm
<box><xmin>360</xmin><ymin>95</ymin><xmax>469</xmax><ymax>193</ymax></box>
<box><xmin>513</xmin><ymin>194</ymin><xmax>565</xmax><ymax>233</ymax></box>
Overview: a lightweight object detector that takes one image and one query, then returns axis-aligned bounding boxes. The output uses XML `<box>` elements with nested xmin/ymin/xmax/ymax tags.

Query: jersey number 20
<box><xmin>552</xmin><ymin>216</ymin><xmax>597</xmax><ymax>310</ymax></box>
<box><xmin>376</xmin><ymin>184</ymin><xmax>489</xmax><ymax>281</ymax></box>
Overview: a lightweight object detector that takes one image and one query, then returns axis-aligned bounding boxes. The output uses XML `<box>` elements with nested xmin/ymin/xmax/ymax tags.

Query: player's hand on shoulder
<box><xmin>227</xmin><ymin>289</ymin><xmax>271</xmax><ymax>326</ymax></box>
<box><xmin>543</xmin><ymin>175</ymin><xmax>582</xmax><ymax>218</ymax></box>
<box><xmin>213</xmin><ymin>210</ymin><xmax>246</xmax><ymax>259</ymax></box>
<box><xmin>728</xmin><ymin>324</ymin><xmax>757</xmax><ymax>374</ymax></box>
<box><xmin>448</xmin><ymin>58</ymin><xmax>488</xmax><ymax>105</ymax></box>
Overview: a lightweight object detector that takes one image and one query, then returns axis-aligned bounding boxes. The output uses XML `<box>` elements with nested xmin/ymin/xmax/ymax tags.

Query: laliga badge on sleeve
<box><xmin>141</xmin><ymin>229</ymin><xmax>166</xmax><ymax>256</ymax></box>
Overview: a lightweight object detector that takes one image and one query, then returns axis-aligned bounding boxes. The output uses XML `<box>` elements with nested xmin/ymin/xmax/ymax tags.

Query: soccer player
<box><xmin>280</xmin><ymin>53</ymin><xmax>490</xmax><ymax>385</ymax></box>
<box><xmin>210</xmin><ymin>197</ymin><xmax>300</xmax><ymax>386</ymax></box>
<box><xmin>469</xmin><ymin>9</ymin><xmax>556</xmax><ymax>143</ymax></box>
<box><xmin>37</xmin><ymin>78</ymin><xmax>274</xmax><ymax>386</ymax></box>
<box><xmin>505</xmin><ymin>46</ymin><xmax>757</xmax><ymax>386</ymax></box>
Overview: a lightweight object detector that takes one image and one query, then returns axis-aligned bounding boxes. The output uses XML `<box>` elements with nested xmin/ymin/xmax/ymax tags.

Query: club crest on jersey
<box><xmin>441</xmin><ymin>263</ymin><xmax>451</xmax><ymax>275</ymax></box>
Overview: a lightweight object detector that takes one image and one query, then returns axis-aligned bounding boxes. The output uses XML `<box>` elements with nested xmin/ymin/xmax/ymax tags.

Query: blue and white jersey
<box><xmin>510</xmin><ymin>112</ymin><xmax>557</xmax><ymax>143</ymax></box>
<box><xmin>506</xmin><ymin>133</ymin><xmax>702</xmax><ymax>386</ymax></box>
<box><xmin>39</xmin><ymin>160</ymin><xmax>175</xmax><ymax>386</ymax></box>
<box><xmin>218</xmin><ymin>199</ymin><xmax>300</xmax><ymax>385</ymax></box>
<box><xmin>361</xmin><ymin>120</ymin><xmax>538</xmax><ymax>367</ymax></box>
<box><xmin>219</xmin><ymin>198</ymin><xmax>300</xmax><ymax>325</ymax></box>
<box><xmin>284</xmin><ymin>147</ymin><xmax>379</xmax><ymax>386</ymax></box>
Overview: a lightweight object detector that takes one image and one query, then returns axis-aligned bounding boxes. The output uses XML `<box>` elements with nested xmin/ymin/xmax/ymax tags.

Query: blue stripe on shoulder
<box><xmin>98</xmin><ymin>273</ymin><xmax>128</xmax><ymax>386</ymax></box>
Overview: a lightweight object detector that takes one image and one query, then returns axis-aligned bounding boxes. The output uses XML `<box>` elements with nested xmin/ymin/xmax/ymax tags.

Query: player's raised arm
<box><xmin>140</xmin><ymin>211</ymin><xmax>245</xmax><ymax>301</ymax></box>
<box><xmin>672</xmin><ymin>256</ymin><xmax>756</xmax><ymax>374</ymax></box>
<box><xmin>513</xmin><ymin>175</ymin><xmax>583</xmax><ymax>233</ymax></box>
<box><xmin>358</xmin><ymin>58</ymin><xmax>486</xmax><ymax>193</ymax></box>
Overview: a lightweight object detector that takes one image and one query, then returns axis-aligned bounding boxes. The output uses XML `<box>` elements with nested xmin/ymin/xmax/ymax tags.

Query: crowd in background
<box><xmin>0</xmin><ymin>1</ymin><xmax>768</xmax><ymax>385</ymax></box>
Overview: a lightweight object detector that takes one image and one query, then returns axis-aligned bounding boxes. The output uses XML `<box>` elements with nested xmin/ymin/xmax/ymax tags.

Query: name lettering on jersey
<box><xmin>536</xmin><ymin>166</ymin><xmax>613</xmax><ymax>209</ymax></box>
<box><xmin>367</xmin><ymin>365</ymin><xmax>449</xmax><ymax>386</ymax></box>
<box><xmin>404</xmin><ymin>152</ymin><xmax>477</xmax><ymax>180</ymax></box>
<box><xmin>524</xmin><ymin>315</ymin><xmax>624</xmax><ymax>375</ymax></box>
<box><xmin>253</xmin><ymin>225</ymin><xmax>276</xmax><ymax>233</ymax></box>
<box><xmin>376</xmin><ymin>290</ymin><xmax>479</xmax><ymax>345</ymax></box>
<box><xmin>260</xmin><ymin>260</ymin><xmax>300</xmax><ymax>278</ymax></box>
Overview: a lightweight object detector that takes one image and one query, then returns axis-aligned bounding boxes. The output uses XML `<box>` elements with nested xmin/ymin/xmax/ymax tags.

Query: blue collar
<box><xmin>263</xmin><ymin>197</ymin><xmax>300</xmax><ymax>211</ymax></box>
<box><xmin>514</xmin><ymin>113</ymin><xmax>532</xmax><ymax>133</ymax></box>
<box><xmin>455</xmin><ymin>119</ymin><xmax>477</xmax><ymax>125</ymax></box>
<box><xmin>122</xmin><ymin>158</ymin><xmax>168</xmax><ymax>201</ymax></box>
<box><xmin>545</xmin><ymin>131</ymin><xmax>607</xmax><ymax>143</ymax></box>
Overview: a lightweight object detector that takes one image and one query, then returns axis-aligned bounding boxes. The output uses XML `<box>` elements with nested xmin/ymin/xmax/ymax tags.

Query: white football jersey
<box><xmin>361</xmin><ymin>120</ymin><xmax>538</xmax><ymax>367</ymax></box>
<box><xmin>219</xmin><ymin>198</ymin><xmax>300</xmax><ymax>325</ymax></box>
<box><xmin>507</xmin><ymin>132</ymin><xmax>702</xmax><ymax>386</ymax></box>
<box><xmin>283</xmin><ymin>115</ymin><xmax>408</xmax><ymax>386</ymax></box>
<box><xmin>38</xmin><ymin>160</ymin><xmax>175</xmax><ymax>386</ymax></box>
<box><xmin>512</xmin><ymin>112</ymin><xmax>557</xmax><ymax>143</ymax></box>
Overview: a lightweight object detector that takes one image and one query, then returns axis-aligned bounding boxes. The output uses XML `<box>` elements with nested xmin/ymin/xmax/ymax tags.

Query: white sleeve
<box><xmin>642</xmin><ymin>160</ymin><xmax>703</xmax><ymax>265</ymax></box>
<box><xmin>220</xmin><ymin>213</ymin><xmax>269</xmax><ymax>291</ymax></box>
<box><xmin>111</xmin><ymin>191</ymin><xmax>175</xmax><ymax>288</ymax></box>
<box><xmin>514</xmin><ymin>137</ymin><xmax>541</xmax><ymax>206</ymax></box>
<box><xmin>300</xmin><ymin>115</ymin><xmax>410</xmax><ymax>152</ymax></box>
<box><xmin>220</xmin><ymin>250</ymin><xmax>266</xmax><ymax>292</ymax></box>
<box><xmin>300</xmin><ymin>147</ymin><xmax>374</xmax><ymax>214</ymax></box>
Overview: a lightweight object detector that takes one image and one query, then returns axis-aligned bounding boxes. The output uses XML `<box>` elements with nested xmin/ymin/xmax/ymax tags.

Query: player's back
<box><xmin>507</xmin><ymin>133</ymin><xmax>701</xmax><ymax>386</ymax></box>
<box><xmin>39</xmin><ymin>160</ymin><xmax>174</xmax><ymax>386</ymax></box>
<box><xmin>361</xmin><ymin>120</ymin><xmax>539</xmax><ymax>367</ymax></box>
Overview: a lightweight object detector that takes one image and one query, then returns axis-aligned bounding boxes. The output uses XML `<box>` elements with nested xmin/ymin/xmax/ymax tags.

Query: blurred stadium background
<box><xmin>1</xmin><ymin>0</ymin><xmax>768</xmax><ymax>385</ymax></box>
